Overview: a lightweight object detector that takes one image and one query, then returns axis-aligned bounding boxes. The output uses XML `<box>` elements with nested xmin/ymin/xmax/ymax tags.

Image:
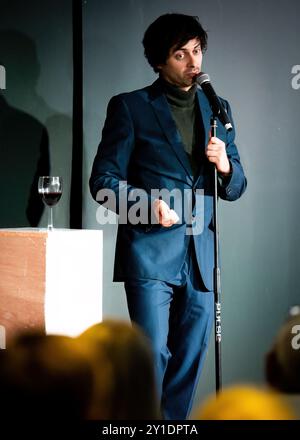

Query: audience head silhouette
<box><xmin>0</xmin><ymin>331</ymin><xmax>93</xmax><ymax>418</ymax></box>
<box><xmin>78</xmin><ymin>319</ymin><xmax>161</xmax><ymax>419</ymax></box>
<box><xmin>192</xmin><ymin>384</ymin><xmax>296</xmax><ymax>420</ymax></box>
<box><xmin>265</xmin><ymin>312</ymin><xmax>300</xmax><ymax>393</ymax></box>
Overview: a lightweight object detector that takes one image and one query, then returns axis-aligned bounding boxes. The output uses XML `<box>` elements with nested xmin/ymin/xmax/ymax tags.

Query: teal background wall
<box><xmin>1</xmin><ymin>0</ymin><xmax>300</xmax><ymax>412</ymax></box>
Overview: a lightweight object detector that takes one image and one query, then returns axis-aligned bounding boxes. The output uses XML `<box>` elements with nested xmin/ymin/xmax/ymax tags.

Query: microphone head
<box><xmin>196</xmin><ymin>72</ymin><xmax>210</xmax><ymax>86</ymax></box>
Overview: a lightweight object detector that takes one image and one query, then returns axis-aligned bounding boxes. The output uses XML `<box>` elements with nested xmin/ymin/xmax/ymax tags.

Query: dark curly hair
<box><xmin>143</xmin><ymin>13</ymin><xmax>207</xmax><ymax>73</ymax></box>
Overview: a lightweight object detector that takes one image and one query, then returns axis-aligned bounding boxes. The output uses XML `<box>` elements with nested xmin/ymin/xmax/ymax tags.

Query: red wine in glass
<box><xmin>41</xmin><ymin>191</ymin><xmax>62</xmax><ymax>206</ymax></box>
<box><xmin>38</xmin><ymin>176</ymin><xmax>63</xmax><ymax>229</ymax></box>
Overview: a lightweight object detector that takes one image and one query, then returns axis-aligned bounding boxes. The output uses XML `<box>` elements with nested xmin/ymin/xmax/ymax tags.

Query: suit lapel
<box><xmin>149</xmin><ymin>81</ymin><xmax>193</xmax><ymax>183</ymax></box>
<box><xmin>193</xmin><ymin>89</ymin><xmax>213</xmax><ymax>186</ymax></box>
<box><xmin>196</xmin><ymin>89</ymin><xmax>212</xmax><ymax>153</ymax></box>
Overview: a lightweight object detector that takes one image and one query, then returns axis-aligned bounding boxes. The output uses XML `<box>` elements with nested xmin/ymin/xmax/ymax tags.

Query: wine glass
<box><xmin>38</xmin><ymin>176</ymin><xmax>63</xmax><ymax>230</ymax></box>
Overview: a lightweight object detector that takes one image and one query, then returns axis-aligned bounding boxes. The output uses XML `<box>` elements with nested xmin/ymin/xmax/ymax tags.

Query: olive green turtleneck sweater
<box><xmin>160</xmin><ymin>78</ymin><xmax>205</xmax><ymax>177</ymax></box>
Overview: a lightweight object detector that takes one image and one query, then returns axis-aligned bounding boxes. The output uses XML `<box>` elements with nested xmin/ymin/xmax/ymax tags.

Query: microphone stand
<box><xmin>211</xmin><ymin>116</ymin><xmax>222</xmax><ymax>393</ymax></box>
<box><xmin>196</xmin><ymin>72</ymin><xmax>231</xmax><ymax>393</ymax></box>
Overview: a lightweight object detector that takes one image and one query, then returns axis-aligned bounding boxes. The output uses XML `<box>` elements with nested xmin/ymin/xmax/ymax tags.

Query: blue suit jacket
<box><xmin>90</xmin><ymin>79</ymin><xmax>247</xmax><ymax>290</ymax></box>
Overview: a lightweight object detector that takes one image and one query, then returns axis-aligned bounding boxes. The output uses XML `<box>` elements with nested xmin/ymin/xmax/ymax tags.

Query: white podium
<box><xmin>0</xmin><ymin>228</ymin><xmax>102</xmax><ymax>347</ymax></box>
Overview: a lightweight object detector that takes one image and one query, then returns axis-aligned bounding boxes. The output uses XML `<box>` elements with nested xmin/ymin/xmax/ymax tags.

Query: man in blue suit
<box><xmin>90</xmin><ymin>13</ymin><xmax>247</xmax><ymax>419</ymax></box>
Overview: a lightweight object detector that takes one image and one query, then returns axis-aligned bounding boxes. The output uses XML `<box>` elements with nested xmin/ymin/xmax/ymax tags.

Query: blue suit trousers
<box><xmin>125</xmin><ymin>242</ymin><xmax>214</xmax><ymax>420</ymax></box>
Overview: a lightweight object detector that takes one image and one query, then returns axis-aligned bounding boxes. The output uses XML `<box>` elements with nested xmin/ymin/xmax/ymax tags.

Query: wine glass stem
<box><xmin>48</xmin><ymin>206</ymin><xmax>53</xmax><ymax>230</ymax></box>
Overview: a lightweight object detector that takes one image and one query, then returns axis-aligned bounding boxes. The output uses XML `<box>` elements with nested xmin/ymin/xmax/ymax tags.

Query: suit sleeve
<box><xmin>217</xmin><ymin>99</ymin><xmax>247</xmax><ymax>201</ymax></box>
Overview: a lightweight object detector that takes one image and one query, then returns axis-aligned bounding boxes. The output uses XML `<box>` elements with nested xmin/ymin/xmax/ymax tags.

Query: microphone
<box><xmin>196</xmin><ymin>72</ymin><xmax>233</xmax><ymax>132</ymax></box>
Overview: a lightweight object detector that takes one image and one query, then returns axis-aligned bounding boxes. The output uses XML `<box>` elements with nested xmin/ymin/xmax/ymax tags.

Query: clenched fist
<box><xmin>153</xmin><ymin>199</ymin><xmax>179</xmax><ymax>227</ymax></box>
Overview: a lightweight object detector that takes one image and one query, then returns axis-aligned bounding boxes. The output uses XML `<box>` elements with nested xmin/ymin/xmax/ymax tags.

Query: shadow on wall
<box><xmin>0</xmin><ymin>93</ymin><xmax>49</xmax><ymax>227</ymax></box>
<box><xmin>0</xmin><ymin>30</ymin><xmax>72</xmax><ymax>228</ymax></box>
<box><xmin>0</xmin><ymin>30</ymin><xmax>50</xmax><ymax>227</ymax></box>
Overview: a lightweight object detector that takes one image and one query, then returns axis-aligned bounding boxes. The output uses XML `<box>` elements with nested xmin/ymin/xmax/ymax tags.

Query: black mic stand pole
<box><xmin>211</xmin><ymin>116</ymin><xmax>222</xmax><ymax>393</ymax></box>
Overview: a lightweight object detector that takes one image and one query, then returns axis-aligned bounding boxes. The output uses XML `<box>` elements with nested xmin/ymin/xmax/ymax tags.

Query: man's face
<box><xmin>157</xmin><ymin>37</ymin><xmax>202</xmax><ymax>91</ymax></box>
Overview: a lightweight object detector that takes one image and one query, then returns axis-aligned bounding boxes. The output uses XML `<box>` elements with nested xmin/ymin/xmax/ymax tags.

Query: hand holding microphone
<box><xmin>196</xmin><ymin>72</ymin><xmax>232</xmax><ymax>174</ymax></box>
<box><xmin>206</xmin><ymin>136</ymin><xmax>231</xmax><ymax>175</ymax></box>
